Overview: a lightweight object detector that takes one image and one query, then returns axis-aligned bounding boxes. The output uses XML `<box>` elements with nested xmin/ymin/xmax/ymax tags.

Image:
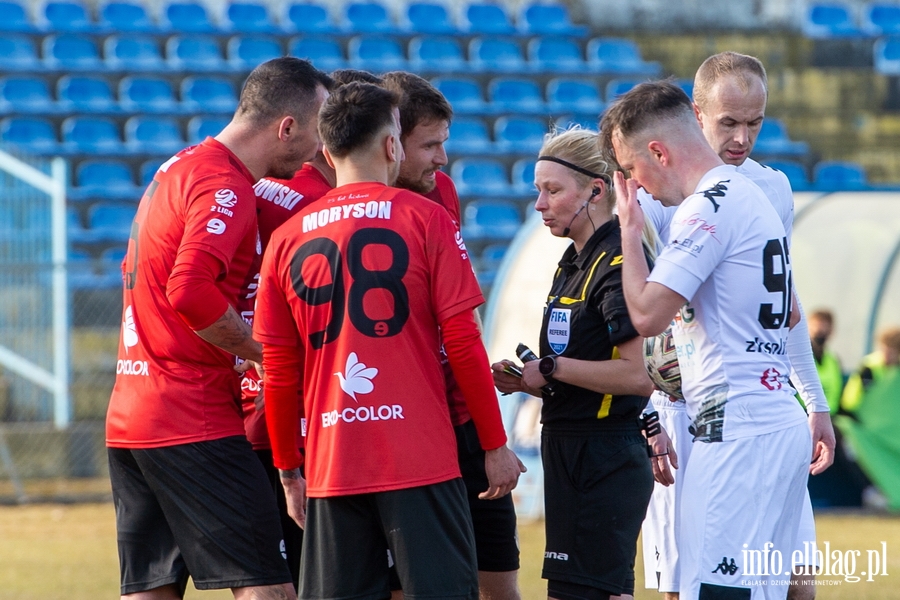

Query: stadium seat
<box><xmin>586</xmin><ymin>38</ymin><xmax>662</xmax><ymax>76</ymax></box>
<box><xmin>98</xmin><ymin>2</ymin><xmax>157</xmax><ymax>32</ymax></box>
<box><xmin>510</xmin><ymin>158</ymin><xmax>537</xmax><ymax>194</ymax></box>
<box><xmin>104</xmin><ymin>36</ymin><xmax>165</xmax><ymax>71</ymax></box>
<box><xmin>87</xmin><ymin>202</ymin><xmax>137</xmax><ymax>242</ymax></box>
<box><xmin>813</xmin><ymin>160</ymin><xmax>868</xmax><ymax>191</ymax></box>
<box><xmin>0</xmin><ymin>35</ymin><xmax>39</xmax><ymax>70</ymax></box>
<box><xmin>494</xmin><ymin>116</ymin><xmax>547</xmax><ymax>153</ymax></box>
<box><xmin>283</xmin><ymin>2</ymin><xmax>337</xmax><ymax>33</ymax></box>
<box><xmin>753</xmin><ymin>119</ymin><xmax>810</xmax><ymax>157</ymax></box>
<box><xmin>125</xmin><ymin>116</ymin><xmax>184</xmax><ymax>153</ymax></box>
<box><xmin>289</xmin><ymin>36</ymin><xmax>345</xmax><ymax>71</ymax></box>
<box><xmin>344</xmin><ymin>2</ymin><xmax>397</xmax><ymax>33</ymax></box>
<box><xmin>864</xmin><ymin>3</ymin><xmax>900</xmax><ymax>35</ymax></box>
<box><xmin>452</xmin><ymin>158</ymin><xmax>513</xmax><ymax>197</ymax></box>
<box><xmin>463</xmin><ymin>3</ymin><xmax>515</xmax><ymax>35</ymax></box>
<box><xmin>187</xmin><ymin>115</ymin><xmax>228</xmax><ymax>143</ymax></box>
<box><xmin>166</xmin><ymin>35</ymin><xmax>227</xmax><ymax>71</ymax></box>
<box><xmin>480</xmin><ymin>242</ymin><xmax>509</xmax><ymax>271</ymax></box>
<box><xmin>461</xmin><ymin>199</ymin><xmax>521</xmax><ymax>240</ymax></box>
<box><xmin>227</xmin><ymin>36</ymin><xmax>283</xmax><ymax>70</ymax></box>
<box><xmin>0</xmin><ymin>117</ymin><xmax>58</xmax><ymax>153</ymax></box>
<box><xmin>408</xmin><ymin>36</ymin><xmax>466</xmax><ymax>72</ymax></box>
<box><xmin>874</xmin><ymin>36</ymin><xmax>900</xmax><ymax>75</ymax></box>
<box><xmin>224</xmin><ymin>2</ymin><xmax>278</xmax><ymax>33</ymax></box>
<box><xmin>347</xmin><ymin>35</ymin><xmax>406</xmax><ymax>71</ymax></box>
<box><xmin>57</xmin><ymin>75</ymin><xmax>116</xmax><ymax>112</ymax></box>
<box><xmin>119</xmin><ymin>77</ymin><xmax>179</xmax><ymax>113</ymax></box>
<box><xmin>66</xmin><ymin>207</ymin><xmax>97</xmax><ymax>244</ymax></box>
<box><xmin>41</xmin><ymin>1</ymin><xmax>92</xmax><ymax>31</ymax></box>
<box><xmin>100</xmin><ymin>246</ymin><xmax>127</xmax><ymax>263</ymax></box>
<box><xmin>802</xmin><ymin>3</ymin><xmax>865</xmax><ymax>38</ymax></box>
<box><xmin>518</xmin><ymin>2</ymin><xmax>587</xmax><ymax>36</ymax></box>
<box><xmin>432</xmin><ymin>77</ymin><xmax>487</xmax><ymax>114</ymax></box>
<box><xmin>0</xmin><ymin>77</ymin><xmax>55</xmax><ymax>113</ymax></box>
<box><xmin>162</xmin><ymin>1</ymin><xmax>216</xmax><ymax>33</ymax></box>
<box><xmin>70</xmin><ymin>159</ymin><xmax>140</xmax><ymax>201</ymax></box>
<box><xmin>0</xmin><ymin>1</ymin><xmax>36</xmax><ymax>32</ymax></box>
<box><xmin>446</xmin><ymin>117</ymin><xmax>493</xmax><ymax>155</ymax></box>
<box><xmin>469</xmin><ymin>38</ymin><xmax>526</xmax><ymax>73</ymax></box>
<box><xmin>765</xmin><ymin>160</ymin><xmax>811</xmax><ymax>192</ymax></box>
<box><xmin>181</xmin><ymin>77</ymin><xmax>237</xmax><ymax>112</ymax></box>
<box><xmin>488</xmin><ymin>78</ymin><xmax>546</xmax><ymax>114</ymax></box>
<box><xmin>140</xmin><ymin>159</ymin><xmax>163</xmax><ymax>185</ymax></box>
<box><xmin>61</xmin><ymin>116</ymin><xmax>122</xmax><ymax>153</ymax></box>
<box><xmin>404</xmin><ymin>2</ymin><xmax>456</xmax><ymax>34</ymax></box>
<box><xmin>528</xmin><ymin>37</ymin><xmax>585</xmax><ymax>73</ymax></box>
<box><xmin>605</xmin><ymin>78</ymin><xmax>644</xmax><ymax>101</ymax></box>
<box><xmin>546</xmin><ymin>78</ymin><xmax>604</xmax><ymax>114</ymax></box>
<box><xmin>42</xmin><ymin>34</ymin><xmax>102</xmax><ymax>70</ymax></box>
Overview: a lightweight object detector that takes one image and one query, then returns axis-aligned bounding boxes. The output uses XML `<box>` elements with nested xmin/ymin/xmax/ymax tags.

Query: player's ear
<box><xmin>277</xmin><ymin>116</ymin><xmax>296</xmax><ymax>142</ymax></box>
<box><xmin>647</xmin><ymin>140</ymin><xmax>668</xmax><ymax>166</ymax></box>
<box><xmin>692</xmin><ymin>102</ymin><xmax>704</xmax><ymax>126</ymax></box>
<box><xmin>385</xmin><ymin>132</ymin><xmax>399</xmax><ymax>163</ymax></box>
<box><xmin>322</xmin><ymin>146</ymin><xmax>336</xmax><ymax>169</ymax></box>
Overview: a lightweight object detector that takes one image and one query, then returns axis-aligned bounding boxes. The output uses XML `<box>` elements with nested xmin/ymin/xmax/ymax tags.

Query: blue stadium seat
<box><xmin>42</xmin><ymin>34</ymin><xmax>102</xmax><ymax>70</ymax></box>
<box><xmin>0</xmin><ymin>35</ymin><xmax>39</xmax><ymax>70</ymax></box>
<box><xmin>119</xmin><ymin>77</ymin><xmax>179</xmax><ymax>113</ymax></box>
<box><xmin>488</xmin><ymin>78</ymin><xmax>545</xmax><ymax>113</ymax></box>
<box><xmin>408</xmin><ymin>36</ymin><xmax>466</xmax><ymax>72</ymax></box>
<box><xmin>765</xmin><ymin>160</ymin><xmax>811</xmax><ymax>192</ymax></box>
<box><xmin>347</xmin><ymin>35</ymin><xmax>406</xmax><ymax>71</ymax></box>
<box><xmin>41</xmin><ymin>1</ymin><xmax>92</xmax><ymax>31</ymax></box>
<box><xmin>224</xmin><ymin>2</ymin><xmax>278</xmax><ymax>33</ymax></box>
<box><xmin>494</xmin><ymin>116</ymin><xmax>546</xmax><ymax>153</ymax></box>
<box><xmin>480</xmin><ymin>242</ymin><xmax>509</xmax><ymax>271</ymax></box>
<box><xmin>0</xmin><ymin>117</ymin><xmax>58</xmax><ymax>153</ymax></box>
<box><xmin>753</xmin><ymin>119</ymin><xmax>810</xmax><ymax>157</ymax></box>
<box><xmin>518</xmin><ymin>2</ymin><xmax>587</xmax><ymax>36</ymax></box>
<box><xmin>99</xmin><ymin>2</ymin><xmax>157</xmax><ymax>32</ymax></box>
<box><xmin>404</xmin><ymin>2</ymin><xmax>455</xmax><ymax>34</ymax></box>
<box><xmin>874</xmin><ymin>35</ymin><xmax>900</xmax><ymax>75</ymax></box>
<box><xmin>0</xmin><ymin>1</ymin><xmax>36</xmax><ymax>32</ymax></box>
<box><xmin>227</xmin><ymin>36</ymin><xmax>283</xmax><ymax>70</ymax></box>
<box><xmin>510</xmin><ymin>158</ymin><xmax>537</xmax><ymax>194</ymax></box>
<box><xmin>283</xmin><ymin>2</ymin><xmax>337</xmax><ymax>33</ymax></box>
<box><xmin>463</xmin><ymin>3</ymin><xmax>515</xmax><ymax>35</ymax></box>
<box><xmin>546</xmin><ymin>78</ymin><xmax>604</xmax><ymax>114</ymax></box>
<box><xmin>803</xmin><ymin>3</ymin><xmax>864</xmax><ymax>38</ymax></box>
<box><xmin>0</xmin><ymin>77</ymin><xmax>55</xmax><ymax>113</ymax></box>
<box><xmin>554</xmin><ymin>114</ymin><xmax>598</xmax><ymax>131</ymax></box>
<box><xmin>813</xmin><ymin>160</ymin><xmax>868</xmax><ymax>191</ymax></box>
<box><xmin>104</xmin><ymin>36</ymin><xmax>165</xmax><ymax>71</ymax></box>
<box><xmin>163</xmin><ymin>1</ymin><xmax>216</xmax><ymax>33</ymax></box>
<box><xmin>586</xmin><ymin>38</ymin><xmax>662</xmax><ymax>75</ymax></box>
<box><xmin>605</xmin><ymin>78</ymin><xmax>644</xmax><ymax>101</ymax></box>
<box><xmin>864</xmin><ymin>3</ymin><xmax>900</xmax><ymax>35</ymax></box>
<box><xmin>528</xmin><ymin>37</ymin><xmax>585</xmax><ymax>73</ymax></box>
<box><xmin>87</xmin><ymin>202</ymin><xmax>137</xmax><ymax>242</ymax></box>
<box><xmin>100</xmin><ymin>246</ymin><xmax>127</xmax><ymax>263</ymax></box>
<box><xmin>344</xmin><ymin>2</ymin><xmax>397</xmax><ymax>33</ymax></box>
<box><xmin>452</xmin><ymin>159</ymin><xmax>513</xmax><ymax>197</ymax></box>
<box><xmin>140</xmin><ymin>159</ymin><xmax>163</xmax><ymax>185</ymax></box>
<box><xmin>125</xmin><ymin>116</ymin><xmax>184</xmax><ymax>153</ymax></box>
<box><xmin>677</xmin><ymin>79</ymin><xmax>694</xmax><ymax>100</ymax></box>
<box><xmin>469</xmin><ymin>38</ymin><xmax>526</xmax><ymax>73</ymax></box>
<box><xmin>57</xmin><ymin>76</ymin><xmax>116</xmax><ymax>112</ymax></box>
<box><xmin>67</xmin><ymin>208</ymin><xmax>97</xmax><ymax>244</ymax></box>
<box><xmin>187</xmin><ymin>115</ymin><xmax>229</xmax><ymax>143</ymax></box>
<box><xmin>166</xmin><ymin>35</ymin><xmax>227</xmax><ymax>71</ymax></box>
<box><xmin>289</xmin><ymin>36</ymin><xmax>345</xmax><ymax>71</ymax></box>
<box><xmin>61</xmin><ymin>116</ymin><xmax>122</xmax><ymax>153</ymax></box>
<box><xmin>461</xmin><ymin>199</ymin><xmax>521</xmax><ymax>240</ymax></box>
<box><xmin>181</xmin><ymin>77</ymin><xmax>237</xmax><ymax>112</ymax></box>
<box><xmin>70</xmin><ymin>159</ymin><xmax>140</xmax><ymax>201</ymax></box>
<box><xmin>446</xmin><ymin>117</ymin><xmax>492</xmax><ymax>155</ymax></box>
<box><xmin>431</xmin><ymin>77</ymin><xmax>487</xmax><ymax>114</ymax></box>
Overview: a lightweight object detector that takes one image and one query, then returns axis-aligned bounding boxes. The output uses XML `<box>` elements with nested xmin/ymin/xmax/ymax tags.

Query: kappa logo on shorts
<box><xmin>711</xmin><ymin>556</ymin><xmax>739</xmax><ymax>575</ymax></box>
<box><xmin>215</xmin><ymin>189</ymin><xmax>237</xmax><ymax>208</ymax></box>
<box><xmin>335</xmin><ymin>352</ymin><xmax>378</xmax><ymax>401</ymax></box>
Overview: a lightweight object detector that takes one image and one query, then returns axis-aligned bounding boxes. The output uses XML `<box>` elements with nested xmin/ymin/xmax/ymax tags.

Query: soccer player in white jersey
<box><xmin>603</xmin><ymin>80</ymin><xmax>813</xmax><ymax>600</ymax></box>
<box><xmin>639</xmin><ymin>54</ymin><xmax>836</xmax><ymax>600</ymax></box>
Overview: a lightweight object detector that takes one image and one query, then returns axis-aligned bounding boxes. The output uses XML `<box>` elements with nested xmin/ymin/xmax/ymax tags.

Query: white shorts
<box><xmin>641</xmin><ymin>393</ymin><xmax>692</xmax><ymax>592</ymax></box>
<box><xmin>678</xmin><ymin>423</ymin><xmax>811</xmax><ymax>600</ymax></box>
<box><xmin>795</xmin><ymin>488</ymin><xmax>819</xmax><ymax>569</ymax></box>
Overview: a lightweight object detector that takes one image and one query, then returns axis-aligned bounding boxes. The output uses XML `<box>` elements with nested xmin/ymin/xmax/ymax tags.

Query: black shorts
<box><xmin>255</xmin><ymin>449</ymin><xmax>304</xmax><ymax>591</ymax></box>
<box><xmin>541</xmin><ymin>428</ymin><xmax>654</xmax><ymax>596</ymax></box>
<box><xmin>456</xmin><ymin>419</ymin><xmax>520</xmax><ymax>572</ymax></box>
<box><xmin>301</xmin><ymin>478</ymin><xmax>478</xmax><ymax>600</ymax></box>
<box><xmin>108</xmin><ymin>436</ymin><xmax>292</xmax><ymax>595</ymax></box>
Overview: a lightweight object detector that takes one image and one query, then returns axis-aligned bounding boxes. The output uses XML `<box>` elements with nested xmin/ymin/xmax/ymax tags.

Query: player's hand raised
<box><xmin>480</xmin><ymin>445</ymin><xmax>527</xmax><ymax>500</ymax></box>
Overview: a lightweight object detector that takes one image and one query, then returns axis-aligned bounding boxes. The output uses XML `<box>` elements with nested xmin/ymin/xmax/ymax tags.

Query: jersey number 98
<box><xmin>758</xmin><ymin>237</ymin><xmax>792</xmax><ymax>330</ymax></box>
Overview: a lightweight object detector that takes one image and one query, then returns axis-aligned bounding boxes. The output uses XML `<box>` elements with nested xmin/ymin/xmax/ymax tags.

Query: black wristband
<box><xmin>642</xmin><ymin>410</ymin><xmax>661</xmax><ymax>438</ymax></box>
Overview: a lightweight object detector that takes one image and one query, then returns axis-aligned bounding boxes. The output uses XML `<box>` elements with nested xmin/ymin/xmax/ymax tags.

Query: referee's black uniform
<box><xmin>538</xmin><ymin>216</ymin><xmax>654</xmax><ymax>599</ymax></box>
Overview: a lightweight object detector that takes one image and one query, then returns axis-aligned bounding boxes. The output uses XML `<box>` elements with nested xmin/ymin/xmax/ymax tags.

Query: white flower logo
<box><xmin>334</xmin><ymin>352</ymin><xmax>378</xmax><ymax>401</ymax></box>
<box><xmin>123</xmin><ymin>305</ymin><xmax>138</xmax><ymax>353</ymax></box>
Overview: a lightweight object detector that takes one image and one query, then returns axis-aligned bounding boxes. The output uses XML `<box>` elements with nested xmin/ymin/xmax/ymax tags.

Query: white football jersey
<box><xmin>647</xmin><ymin>165</ymin><xmax>807</xmax><ymax>441</ymax></box>
<box><xmin>737</xmin><ymin>157</ymin><xmax>794</xmax><ymax>243</ymax></box>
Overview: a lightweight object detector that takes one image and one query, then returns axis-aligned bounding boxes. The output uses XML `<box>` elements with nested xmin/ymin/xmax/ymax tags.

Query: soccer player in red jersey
<box><xmin>254</xmin><ymin>82</ymin><xmax>524</xmax><ymax>600</ymax></box>
<box><xmin>105</xmin><ymin>58</ymin><xmax>330</xmax><ymax>600</ymax></box>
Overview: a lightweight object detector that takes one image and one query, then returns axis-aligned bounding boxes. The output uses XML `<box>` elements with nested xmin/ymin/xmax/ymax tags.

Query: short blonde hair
<box><xmin>538</xmin><ymin>126</ymin><xmax>615</xmax><ymax>212</ymax></box>
<box><xmin>693</xmin><ymin>51</ymin><xmax>768</xmax><ymax>111</ymax></box>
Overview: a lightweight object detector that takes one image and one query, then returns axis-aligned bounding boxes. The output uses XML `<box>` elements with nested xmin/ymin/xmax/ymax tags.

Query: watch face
<box><xmin>539</xmin><ymin>355</ymin><xmax>555</xmax><ymax>376</ymax></box>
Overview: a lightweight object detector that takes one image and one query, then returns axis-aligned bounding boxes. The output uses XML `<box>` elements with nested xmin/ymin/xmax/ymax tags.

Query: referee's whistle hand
<box><xmin>480</xmin><ymin>446</ymin><xmax>527</xmax><ymax>500</ymax></box>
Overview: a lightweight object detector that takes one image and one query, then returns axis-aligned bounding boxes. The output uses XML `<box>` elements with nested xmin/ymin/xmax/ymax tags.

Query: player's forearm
<box><xmin>195</xmin><ymin>305</ymin><xmax>263</xmax><ymax>363</ymax></box>
<box><xmin>263</xmin><ymin>342</ymin><xmax>305</xmax><ymax>470</ymax></box>
<box><xmin>787</xmin><ymin>297</ymin><xmax>829</xmax><ymax>413</ymax></box>
<box><xmin>554</xmin><ymin>354</ymin><xmax>654</xmax><ymax>397</ymax></box>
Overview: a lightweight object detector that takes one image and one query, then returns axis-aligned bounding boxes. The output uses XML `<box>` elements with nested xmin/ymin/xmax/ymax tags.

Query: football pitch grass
<box><xmin>0</xmin><ymin>503</ymin><xmax>898</xmax><ymax>599</ymax></box>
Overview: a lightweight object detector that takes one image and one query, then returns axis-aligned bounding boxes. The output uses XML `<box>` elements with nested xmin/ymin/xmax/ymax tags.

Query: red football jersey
<box><xmin>106</xmin><ymin>138</ymin><xmax>259</xmax><ymax>448</ymax></box>
<box><xmin>254</xmin><ymin>182</ymin><xmax>484</xmax><ymax>497</ymax></box>
<box><xmin>240</xmin><ymin>163</ymin><xmax>334</xmax><ymax>449</ymax></box>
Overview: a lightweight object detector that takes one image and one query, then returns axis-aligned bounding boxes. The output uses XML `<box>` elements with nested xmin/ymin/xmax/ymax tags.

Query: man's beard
<box><xmin>395</xmin><ymin>172</ymin><xmax>435</xmax><ymax>195</ymax></box>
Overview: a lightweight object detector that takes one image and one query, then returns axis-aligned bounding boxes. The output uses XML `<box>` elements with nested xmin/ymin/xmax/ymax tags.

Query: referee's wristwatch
<box><xmin>538</xmin><ymin>355</ymin><xmax>558</xmax><ymax>383</ymax></box>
